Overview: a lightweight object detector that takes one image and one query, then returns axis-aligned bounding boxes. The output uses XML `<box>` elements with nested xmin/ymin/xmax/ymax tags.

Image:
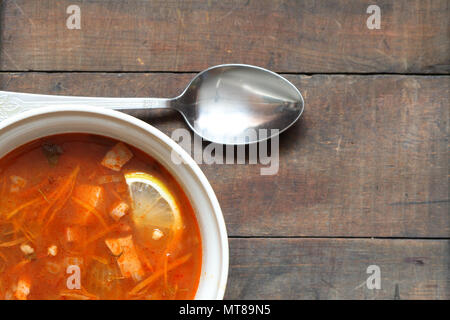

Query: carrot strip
<box><xmin>60</xmin><ymin>291</ymin><xmax>98</xmax><ymax>300</ymax></box>
<box><xmin>38</xmin><ymin>189</ymin><xmax>50</xmax><ymax>203</ymax></box>
<box><xmin>44</xmin><ymin>190</ymin><xmax>75</xmax><ymax>228</ymax></box>
<box><xmin>91</xmin><ymin>255</ymin><xmax>109</xmax><ymax>265</ymax></box>
<box><xmin>110</xmin><ymin>189</ymin><xmax>122</xmax><ymax>201</ymax></box>
<box><xmin>129</xmin><ymin>253</ymin><xmax>191</xmax><ymax>296</ymax></box>
<box><xmin>136</xmin><ymin>246</ymin><xmax>154</xmax><ymax>273</ymax></box>
<box><xmin>0</xmin><ymin>251</ymin><xmax>6</xmax><ymax>272</ymax></box>
<box><xmin>163</xmin><ymin>252</ymin><xmax>169</xmax><ymax>290</ymax></box>
<box><xmin>71</xmin><ymin>196</ymin><xmax>108</xmax><ymax>228</ymax></box>
<box><xmin>85</xmin><ymin>223</ymin><xmax>120</xmax><ymax>245</ymax></box>
<box><xmin>10</xmin><ymin>218</ymin><xmax>35</xmax><ymax>244</ymax></box>
<box><xmin>42</xmin><ymin>166</ymin><xmax>80</xmax><ymax>227</ymax></box>
<box><xmin>0</xmin><ymin>222</ymin><xmax>15</xmax><ymax>237</ymax></box>
<box><xmin>0</xmin><ymin>237</ymin><xmax>26</xmax><ymax>247</ymax></box>
<box><xmin>18</xmin><ymin>179</ymin><xmax>48</xmax><ymax>198</ymax></box>
<box><xmin>0</xmin><ymin>251</ymin><xmax>7</xmax><ymax>262</ymax></box>
<box><xmin>6</xmin><ymin>198</ymin><xmax>43</xmax><ymax>220</ymax></box>
<box><xmin>80</xmin><ymin>286</ymin><xmax>99</xmax><ymax>299</ymax></box>
<box><xmin>60</xmin><ymin>292</ymin><xmax>90</xmax><ymax>300</ymax></box>
<box><xmin>19</xmin><ymin>224</ymin><xmax>36</xmax><ymax>243</ymax></box>
<box><xmin>0</xmin><ymin>177</ymin><xmax>5</xmax><ymax>203</ymax></box>
<box><xmin>9</xmin><ymin>259</ymin><xmax>30</xmax><ymax>274</ymax></box>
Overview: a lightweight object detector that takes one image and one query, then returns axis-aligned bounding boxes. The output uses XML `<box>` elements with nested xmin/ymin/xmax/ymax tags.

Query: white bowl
<box><xmin>0</xmin><ymin>106</ymin><xmax>229</xmax><ymax>300</ymax></box>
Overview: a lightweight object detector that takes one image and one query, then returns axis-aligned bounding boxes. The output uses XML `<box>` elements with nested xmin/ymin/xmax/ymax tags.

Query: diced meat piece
<box><xmin>47</xmin><ymin>245</ymin><xmax>58</xmax><ymax>256</ymax></box>
<box><xmin>105</xmin><ymin>235</ymin><xmax>145</xmax><ymax>282</ymax></box>
<box><xmin>110</xmin><ymin>201</ymin><xmax>129</xmax><ymax>221</ymax></box>
<box><xmin>15</xmin><ymin>277</ymin><xmax>31</xmax><ymax>300</ymax></box>
<box><xmin>20</xmin><ymin>243</ymin><xmax>34</xmax><ymax>256</ymax></box>
<box><xmin>72</xmin><ymin>184</ymin><xmax>104</xmax><ymax>224</ymax></box>
<box><xmin>66</xmin><ymin>226</ymin><xmax>84</xmax><ymax>243</ymax></box>
<box><xmin>10</xmin><ymin>175</ymin><xmax>27</xmax><ymax>193</ymax></box>
<box><xmin>101</xmin><ymin>142</ymin><xmax>133</xmax><ymax>172</ymax></box>
<box><xmin>152</xmin><ymin>229</ymin><xmax>164</xmax><ymax>240</ymax></box>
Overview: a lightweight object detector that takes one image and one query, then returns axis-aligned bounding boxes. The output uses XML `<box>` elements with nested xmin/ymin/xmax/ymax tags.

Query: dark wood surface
<box><xmin>226</xmin><ymin>238</ymin><xmax>449</xmax><ymax>299</ymax></box>
<box><xmin>0</xmin><ymin>0</ymin><xmax>449</xmax><ymax>299</ymax></box>
<box><xmin>0</xmin><ymin>0</ymin><xmax>449</xmax><ymax>73</ymax></box>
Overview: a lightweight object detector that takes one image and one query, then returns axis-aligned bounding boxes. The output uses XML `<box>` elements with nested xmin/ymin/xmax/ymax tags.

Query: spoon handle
<box><xmin>0</xmin><ymin>91</ymin><xmax>172</xmax><ymax>121</ymax></box>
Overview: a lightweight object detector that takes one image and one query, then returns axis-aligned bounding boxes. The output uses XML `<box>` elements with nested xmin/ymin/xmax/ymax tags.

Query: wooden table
<box><xmin>0</xmin><ymin>0</ymin><xmax>448</xmax><ymax>299</ymax></box>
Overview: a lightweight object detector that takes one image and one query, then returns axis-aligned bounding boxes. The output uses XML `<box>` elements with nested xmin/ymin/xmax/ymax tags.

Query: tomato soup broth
<box><xmin>0</xmin><ymin>133</ymin><xmax>202</xmax><ymax>300</ymax></box>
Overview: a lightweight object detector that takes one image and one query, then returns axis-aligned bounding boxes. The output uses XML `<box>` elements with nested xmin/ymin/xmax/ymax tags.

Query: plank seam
<box><xmin>0</xmin><ymin>70</ymin><xmax>449</xmax><ymax>76</ymax></box>
<box><xmin>228</xmin><ymin>236</ymin><xmax>450</xmax><ymax>240</ymax></box>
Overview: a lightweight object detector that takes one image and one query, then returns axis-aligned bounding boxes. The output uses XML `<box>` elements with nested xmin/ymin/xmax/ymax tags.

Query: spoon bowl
<box><xmin>175</xmin><ymin>64</ymin><xmax>304</xmax><ymax>144</ymax></box>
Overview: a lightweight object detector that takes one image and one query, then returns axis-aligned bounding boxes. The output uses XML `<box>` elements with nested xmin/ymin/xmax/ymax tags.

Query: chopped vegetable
<box><xmin>105</xmin><ymin>235</ymin><xmax>145</xmax><ymax>282</ymax></box>
<box><xmin>101</xmin><ymin>142</ymin><xmax>133</xmax><ymax>172</ymax></box>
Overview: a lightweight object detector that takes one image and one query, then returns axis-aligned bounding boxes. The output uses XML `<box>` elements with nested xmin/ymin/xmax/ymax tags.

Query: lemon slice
<box><xmin>124</xmin><ymin>172</ymin><xmax>182</xmax><ymax>243</ymax></box>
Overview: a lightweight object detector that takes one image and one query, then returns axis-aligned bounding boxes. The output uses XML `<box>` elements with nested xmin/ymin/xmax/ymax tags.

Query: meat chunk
<box><xmin>110</xmin><ymin>201</ymin><xmax>129</xmax><ymax>221</ymax></box>
<box><xmin>15</xmin><ymin>277</ymin><xmax>31</xmax><ymax>300</ymax></box>
<box><xmin>101</xmin><ymin>142</ymin><xmax>133</xmax><ymax>172</ymax></box>
<box><xmin>105</xmin><ymin>235</ymin><xmax>145</xmax><ymax>282</ymax></box>
<box><xmin>20</xmin><ymin>243</ymin><xmax>35</xmax><ymax>256</ymax></box>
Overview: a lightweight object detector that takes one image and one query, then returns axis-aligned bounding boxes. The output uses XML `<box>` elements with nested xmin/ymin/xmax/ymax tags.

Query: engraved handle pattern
<box><xmin>0</xmin><ymin>94</ymin><xmax>31</xmax><ymax>122</ymax></box>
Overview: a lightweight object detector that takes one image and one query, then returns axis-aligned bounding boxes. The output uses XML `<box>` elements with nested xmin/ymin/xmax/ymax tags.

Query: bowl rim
<box><xmin>0</xmin><ymin>106</ymin><xmax>229</xmax><ymax>300</ymax></box>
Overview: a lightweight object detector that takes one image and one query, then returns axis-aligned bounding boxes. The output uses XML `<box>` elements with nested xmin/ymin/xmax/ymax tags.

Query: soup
<box><xmin>0</xmin><ymin>133</ymin><xmax>202</xmax><ymax>300</ymax></box>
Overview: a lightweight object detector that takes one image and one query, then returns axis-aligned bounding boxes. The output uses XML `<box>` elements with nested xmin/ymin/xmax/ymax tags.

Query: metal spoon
<box><xmin>0</xmin><ymin>64</ymin><xmax>304</xmax><ymax>144</ymax></box>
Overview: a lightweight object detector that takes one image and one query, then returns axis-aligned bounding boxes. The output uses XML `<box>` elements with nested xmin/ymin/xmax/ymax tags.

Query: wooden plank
<box><xmin>225</xmin><ymin>238</ymin><xmax>450</xmax><ymax>299</ymax></box>
<box><xmin>0</xmin><ymin>0</ymin><xmax>448</xmax><ymax>73</ymax></box>
<box><xmin>0</xmin><ymin>72</ymin><xmax>448</xmax><ymax>237</ymax></box>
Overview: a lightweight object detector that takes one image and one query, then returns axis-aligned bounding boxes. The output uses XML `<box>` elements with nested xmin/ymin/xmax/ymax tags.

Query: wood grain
<box><xmin>0</xmin><ymin>0</ymin><xmax>448</xmax><ymax>73</ymax></box>
<box><xmin>0</xmin><ymin>72</ymin><xmax>448</xmax><ymax>238</ymax></box>
<box><xmin>225</xmin><ymin>238</ymin><xmax>450</xmax><ymax>299</ymax></box>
